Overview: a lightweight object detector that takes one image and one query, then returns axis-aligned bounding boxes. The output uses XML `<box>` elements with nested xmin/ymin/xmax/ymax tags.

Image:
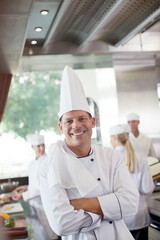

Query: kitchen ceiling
<box><xmin>0</xmin><ymin>0</ymin><xmax>160</xmax><ymax>73</ymax></box>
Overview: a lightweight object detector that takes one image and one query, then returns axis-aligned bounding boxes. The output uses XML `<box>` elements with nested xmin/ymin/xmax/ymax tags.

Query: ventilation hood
<box><xmin>0</xmin><ymin>0</ymin><xmax>160</xmax><ymax>73</ymax></box>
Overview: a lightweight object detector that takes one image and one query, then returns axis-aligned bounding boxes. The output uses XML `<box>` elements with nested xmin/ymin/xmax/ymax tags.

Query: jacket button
<box><xmin>109</xmin><ymin>221</ymin><xmax>112</xmax><ymax>224</ymax></box>
<box><xmin>97</xmin><ymin>178</ymin><xmax>101</xmax><ymax>181</ymax></box>
<box><xmin>90</xmin><ymin>158</ymin><xmax>94</xmax><ymax>161</ymax></box>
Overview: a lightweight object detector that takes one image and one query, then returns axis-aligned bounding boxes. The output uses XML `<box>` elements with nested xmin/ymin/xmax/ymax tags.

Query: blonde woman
<box><xmin>109</xmin><ymin>124</ymin><xmax>155</xmax><ymax>240</ymax></box>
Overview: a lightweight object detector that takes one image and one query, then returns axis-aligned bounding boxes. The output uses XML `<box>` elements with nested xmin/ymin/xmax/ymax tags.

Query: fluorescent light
<box><xmin>40</xmin><ymin>10</ymin><xmax>49</xmax><ymax>15</ymax></box>
<box><xmin>31</xmin><ymin>40</ymin><xmax>37</xmax><ymax>45</ymax></box>
<box><xmin>35</xmin><ymin>27</ymin><xmax>42</xmax><ymax>32</ymax></box>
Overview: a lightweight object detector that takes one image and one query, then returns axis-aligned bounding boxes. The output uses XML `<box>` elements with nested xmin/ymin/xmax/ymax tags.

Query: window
<box><xmin>0</xmin><ymin>71</ymin><xmax>62</xmax><ymax>179</ymax></box>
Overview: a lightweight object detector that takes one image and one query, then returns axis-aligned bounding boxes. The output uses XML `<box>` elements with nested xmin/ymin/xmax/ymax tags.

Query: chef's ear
<box><xmin>58</xmin><ymin>122</ymin><xmax>63</xmax><ymax>133</ymax></box>
<box><xmin>91</xmin><ymin>117</ymin><xmax>96</xmax><ymax>128</ymax></box>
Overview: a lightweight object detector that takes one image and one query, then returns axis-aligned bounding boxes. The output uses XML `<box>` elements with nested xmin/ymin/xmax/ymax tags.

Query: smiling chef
<box><xmin>40</xmin><ymin>65</ymin><xmax>139</xmax><ymax>240</ymax></box>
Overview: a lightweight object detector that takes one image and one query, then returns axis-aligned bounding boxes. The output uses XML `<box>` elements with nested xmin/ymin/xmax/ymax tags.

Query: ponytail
<box><xmin>124</xmin><ymin>140</ymin><xmax>135</xmax><ymax>173</ymax></box>
<box><xmin>116</xmin><ymin>133</ymin><xmax>135</xmax><ymax>173</ymax></box>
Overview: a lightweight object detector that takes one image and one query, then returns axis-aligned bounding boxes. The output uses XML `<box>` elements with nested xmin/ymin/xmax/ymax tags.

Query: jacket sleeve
<box><xmin>39</xmin><ymin>160</ymin><xmax>101</xmax><ymax>236</ymax></box>
<box><xmin>139</xmin><ymin>159</ymin><xmax>155</xmax><ymax>194</ymax></box>
<box><xmin>98</xmin><ymin>151</ymin><xmax>139</xmax><ymax>221</ymax></box>
<box><xmin>148</xmin><ymin>142</ymin><xmax>157</xmax><ymax>158</ymax></box>
<box><xmin>22</xmin><ymin>188</ymin><xmax>40</xmax><ymax>202</ymax></box>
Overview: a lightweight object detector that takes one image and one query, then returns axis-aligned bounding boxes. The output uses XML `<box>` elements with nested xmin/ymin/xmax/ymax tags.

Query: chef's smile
<box><xmin>70</xmin><ymin>129</ymin><xmax>87</xmax><ymax>137</ymax></box>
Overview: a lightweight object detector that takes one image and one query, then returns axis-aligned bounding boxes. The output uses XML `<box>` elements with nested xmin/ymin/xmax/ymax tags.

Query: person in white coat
<box><xmin>12</xmin><ymin>134</ymin><xmax>58</xmax><ymax>240</ymax></box>
<box><xmin>109</xmin><ymin>124</ymin><xmax>155</xmax><ymax>240</ymax></box>
<box><xmin>40</xmin><ymin>65</ymin><xmax>139</xmax><ymax>240</ymax></box>
<box><xmin>12</xmin><ymin>134</ymin><xmax>46</xmax><ymax>203</ymax></box>
<box><xmin>126</xmin><ymin>113</ymin><xmax>156</xmax><ymax>158</ymax></box>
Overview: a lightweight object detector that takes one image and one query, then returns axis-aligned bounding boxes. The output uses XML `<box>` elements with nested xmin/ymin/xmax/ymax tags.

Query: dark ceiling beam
<box><xmin>42</xmin><ymin>0</ymin><xmax>69</xmax><ymax>49</ymax></box>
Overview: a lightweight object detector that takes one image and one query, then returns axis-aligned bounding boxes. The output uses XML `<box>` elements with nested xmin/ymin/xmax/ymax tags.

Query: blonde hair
<box><xmin>116</xmin><ymin>133</ymin><xmax>135</xmax><ymax>173</ymax></box>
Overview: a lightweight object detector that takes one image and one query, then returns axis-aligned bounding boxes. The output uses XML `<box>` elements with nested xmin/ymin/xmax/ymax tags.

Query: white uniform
<box><xmin>40</xmin><ymin>140</ymin><xmax>139</xmax><ymax>240</ymax></box>
<box><xmin>129</xmin><ymin>132</ymin><xmax>156</xmax><ymax>158</ymax></box>
<box><xmin>23</xmin><ymin>154</ymin><xmax>47</xmax><ymax>207</ymax></box>
<box><xmin>115</xmin><ymin>146</ymin><xmax>155</xmax><ymax>230</ymax></box>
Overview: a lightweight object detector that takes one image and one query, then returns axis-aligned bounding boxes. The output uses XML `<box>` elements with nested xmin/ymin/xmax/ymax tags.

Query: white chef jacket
<box><xmin>23</xmin><ymin>154</ymin><xmax>47</xmax><ymax>207</ymax></box>
<box><xmin>115</xmin><ymin>146</ymin><xmax>155</xmax><ymax>230</ymax></box>
<box><xmin>40</xmin><ymin>140</ymin><xmax>139</xmax><ymax>240</ymax></box>
<box><xmin>129</xmin><ymin>132</ymin><xmax>156</xmax><ymax>158</ymax></box>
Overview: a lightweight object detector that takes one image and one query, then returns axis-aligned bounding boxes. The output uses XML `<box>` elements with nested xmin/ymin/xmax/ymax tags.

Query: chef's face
<box><xmin>128</xmin><ymin>120</ymin><xmax>139</xmax><ymax>133</ymax></box>
<box><xmin>110</xmin><ymin>135</ymin><xmax>117</xmax><ymax>149</ymax></box>
<box><xmin>32</xmin><ymin>144</ymin><xmax>45</xmax><ymax>159</ymax></box>
<box><xmin>59</xmin><ymin>110</ymin><xmax>95</xmax><ymax>150</ymax></box>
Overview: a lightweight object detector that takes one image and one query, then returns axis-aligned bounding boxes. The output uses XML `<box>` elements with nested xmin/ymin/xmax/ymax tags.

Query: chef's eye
<box><xmin>66</xmin><ymin>120</ymin><xmax>72</xmax><ymax>124</ymax></box>
<box><xmin>79</xmin><ymin>117</ymin><xmax>85</xmax><ymax>121</ymax></box>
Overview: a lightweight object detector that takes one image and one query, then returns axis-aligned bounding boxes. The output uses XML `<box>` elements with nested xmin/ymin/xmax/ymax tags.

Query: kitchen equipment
<box><xmin>0</xmin><ymin>181</ymin><xmax>19</xmax><ymax>194</ymax></box>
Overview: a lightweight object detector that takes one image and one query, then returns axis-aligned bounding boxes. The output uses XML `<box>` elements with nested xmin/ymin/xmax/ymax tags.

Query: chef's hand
<box><xmin>70</xmin><ymin>198</ymin><xmax>103</xmax><ymax>216</ymax></box>
<box><xmin>70</xmin><ymin>198</ymin><xmax>85</xmax><ymax>210</ymax></box>
<box><xmin>12</xmin><ymin>185</ymin><xmax>28</xmax><ymax>193</ymax></box>
<box><xmin>11</xmin><ymin>185</ymin><xmax>28</xmax><ymax>201</ymax></box>
<box><xmin>12</xmin><ymin>192</ymin><xmax>23</xmax><ymax>201</ymax></box>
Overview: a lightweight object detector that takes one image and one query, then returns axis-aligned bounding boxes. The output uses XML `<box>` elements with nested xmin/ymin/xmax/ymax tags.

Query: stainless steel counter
<box><xmin>147</xmin><ymin>192</ymin><xmax>160</xmax><ymax>218</ymax></box>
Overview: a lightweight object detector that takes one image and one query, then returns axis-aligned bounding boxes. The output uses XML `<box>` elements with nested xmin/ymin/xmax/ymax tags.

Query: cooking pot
<box><xmin>0</xmin><ymin>181</ymin><xmax>19</xmax><ymax>193</ymax></box>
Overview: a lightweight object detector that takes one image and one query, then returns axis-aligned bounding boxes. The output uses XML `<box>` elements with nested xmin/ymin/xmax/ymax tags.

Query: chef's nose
<box><xmin>39</xmin><ymin>144</ymin><xmax>44</xmax><ymax>150</ymax></box>
<box><xmin>72</xmin><ymin>119</ymin><xmax>80</xmax><ymax>128</ymax></box>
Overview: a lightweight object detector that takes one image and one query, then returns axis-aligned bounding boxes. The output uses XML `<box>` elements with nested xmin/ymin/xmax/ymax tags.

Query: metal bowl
<box><xmin>0</xmin><ymin>181</ymin><xmax>19</xmax><ymax>193</ymax></box>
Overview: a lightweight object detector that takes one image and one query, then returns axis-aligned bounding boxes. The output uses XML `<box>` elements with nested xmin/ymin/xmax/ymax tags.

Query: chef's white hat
<box><xmin>109</xmin><ymin>124</ymin><xmax>131</xmax><ymax>136</ymax></box>
<box><xmin>127</xmin><ymin>113</ymin><xmax>140</xmax><ymax>121</ymax></box>
<box><xmin>27</xmin><ymin>134</ymin><xmax>44</xmax><ymax>146</ymax></box>
<box><xmin>59</xmin><ymin>65</ymin><xmax>91</xmax><ymax>118</ymax></box>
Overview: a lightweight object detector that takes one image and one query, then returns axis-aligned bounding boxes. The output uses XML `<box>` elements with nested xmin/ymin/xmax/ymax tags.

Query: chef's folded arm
<box><xmin>70</xmin><ymin>198</ymin><xmax>103</xmax><ymax>216</ymax></box>
<box><xmin>40</xmin><ymin>164</ymin><xmax>101</xmax><ymax>236</ymax></box>
<box><xmin>70</xmin><ymin>157</ymin><xmax>140</xmax><ymax>222</ymax></box>
<box><xmin>40</xmin><ymin>155</ymin><xmax>139</xmax><ymax>236</ymax></box>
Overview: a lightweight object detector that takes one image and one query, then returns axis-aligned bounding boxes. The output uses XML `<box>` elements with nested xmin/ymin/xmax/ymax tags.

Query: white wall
<box><xmin>115</xmin><ymin>67</ymin><xmax>160</xmax><ymax>135</ymax></box>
